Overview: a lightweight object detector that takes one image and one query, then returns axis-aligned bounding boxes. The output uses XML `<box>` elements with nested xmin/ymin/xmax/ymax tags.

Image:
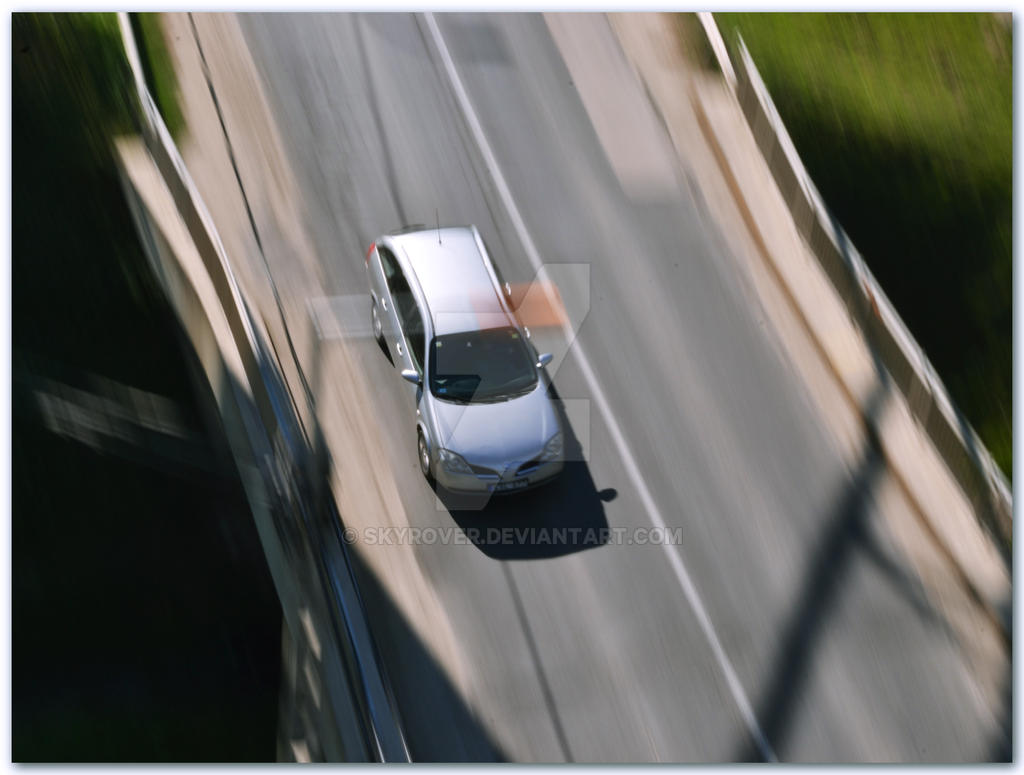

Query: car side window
<box><xmin>386</xmin><ymin>256</ymin><xmax>414</xmax><ymax>307</ymax></box>
<box><xmin>390</xmin><ymin>275</ymin><xmax>414</xmax><ymax>329</ymax></box>
<box><xmin>403</xmin><ymin>306</ymin><xmax>426</xmax><ymax>375</ymax></box>
<box><xmin>379</xmin><ymin>247</ymin><xmax>424</xmax><ymax>373</ymax></box>
<box><xmin>378</xmin><ymin>246</ymin><xmax>398</xmax><ymax>284</ymax></box>
<box><xmin>393</xmin><ymin>288</ymin><xmax>425</xmax><ymax>374</ymax></box>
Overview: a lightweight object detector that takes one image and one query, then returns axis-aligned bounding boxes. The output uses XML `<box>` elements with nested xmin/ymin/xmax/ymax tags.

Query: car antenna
<box><xmin>436</xmin><ymin>208</ymin><xmax>442</xmax><ymax>244</ymax></box>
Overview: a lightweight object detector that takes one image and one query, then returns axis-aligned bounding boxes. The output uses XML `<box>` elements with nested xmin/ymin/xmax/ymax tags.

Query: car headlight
<box><xmin>539</xmin><ymin>431</ymin><xmax>563</xmax><ymax>462</ymax></box>
<box><xmin>439</xmin><ymin>448</ymin><xmax>474</xmax><ymax>474</ymax></box>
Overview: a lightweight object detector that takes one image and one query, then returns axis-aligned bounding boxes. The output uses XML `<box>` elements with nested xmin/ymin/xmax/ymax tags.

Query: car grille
<box><xmin>516</xmin><ymin>460</ymin><xmax>540</xmax><ymax>476</ymax></box>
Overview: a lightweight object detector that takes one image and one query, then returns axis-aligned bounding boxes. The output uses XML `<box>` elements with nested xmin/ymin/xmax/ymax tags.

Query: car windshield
<box><xmin>429</xmin><ymin>327</ymin><xmax>538</xmax><ymax>403</ymax></box>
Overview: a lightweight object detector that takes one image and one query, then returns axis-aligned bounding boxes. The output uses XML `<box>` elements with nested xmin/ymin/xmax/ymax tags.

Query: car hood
<box><xmin>432</xmin><ymin>382</ymin><xmax>559</xmax><ymax>468</ymax></box>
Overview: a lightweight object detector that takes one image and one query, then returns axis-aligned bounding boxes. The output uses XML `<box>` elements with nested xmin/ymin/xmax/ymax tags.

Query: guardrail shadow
<box><xmin>733</xmin><ymin>382</ymin><xmax>882</xmax><ymax>760</ymax></box>
<box><xmin>731</xmin><ymin>212</ymin><xmax>1010</xmax><ymax>762</ymax></box>
<box><xmin>219</xmin><ymin>343</ymin><xmax>508</xmax><ymax>761</ymax></box>
<box><xmin>342</xmin><ymin>541</ymin><xmax>507</xmax><ymax>761</ymax></box>
<box><xmin>439</xmin><ymin>383</ymin><xmax>616</xmax><ymax>561</ymax></box>
<box><xmin>735</xmin><ymin>379</ymin><xmax>1009</xmax><ymax>761</ymax></box>
<box><xmin>272</xmin><ymin>304</ymin><xmax>516</xmax><ymax>761</ymax></box>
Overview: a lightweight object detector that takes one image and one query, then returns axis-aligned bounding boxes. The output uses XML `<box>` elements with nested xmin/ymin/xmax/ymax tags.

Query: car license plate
<box><xmin>492</xmin><ymin>479</ymin><xmax>529</xmax><ymax>493</ymax></box>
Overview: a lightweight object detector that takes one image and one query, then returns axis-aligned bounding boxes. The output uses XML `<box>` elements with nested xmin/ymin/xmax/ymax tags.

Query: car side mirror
<box><xmin>536</xmin><ymin>353</ymin><xmax>553</xmax><ymax>368</ymax></box>
<box><xmin>400</xmin><ymin>369</ymin><xmax>421</xmax><ymax>385</ymax></box>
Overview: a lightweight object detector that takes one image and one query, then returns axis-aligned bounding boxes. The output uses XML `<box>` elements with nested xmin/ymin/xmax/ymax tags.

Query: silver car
<box><xmin>365</xmin><ymin>225</ymin><xmax>564</xmax><ymax>494</ymax></box>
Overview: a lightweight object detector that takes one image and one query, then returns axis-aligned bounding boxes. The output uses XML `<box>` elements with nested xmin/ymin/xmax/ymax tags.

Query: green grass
<box><xmin>131</xmin><ymin>13</ymin><xmax>185</xmax><ymax>137</ymax></box>
<box><xmin>715</xmin><ymin>13</ymin><xmax>1012</xmax><ymax>479</ymax></box>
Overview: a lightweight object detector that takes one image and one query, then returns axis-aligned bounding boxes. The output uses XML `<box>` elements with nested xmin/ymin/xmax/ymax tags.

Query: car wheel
<box><xmin>417</xmin><ymin>430</ymin><xmax>433</xmax><ymax>482</ymax></box>
<box><xmin>371</xmin><ymin>299</ymin><xmax>383</xmax><ymax>342</ymax></box>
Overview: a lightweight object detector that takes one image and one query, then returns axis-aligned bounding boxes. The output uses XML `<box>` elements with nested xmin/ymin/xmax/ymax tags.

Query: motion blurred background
<box><xmin>10</xmin><ymin>11</ymin><xmax>1012</xmax><ymax>762</ymax></box>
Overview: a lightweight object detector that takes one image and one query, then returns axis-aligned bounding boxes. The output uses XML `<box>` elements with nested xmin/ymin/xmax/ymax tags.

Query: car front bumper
<box><xmin>436</xmin><ymin>458</ymin><xmax>564</xmax><ymax>495</ymax></box>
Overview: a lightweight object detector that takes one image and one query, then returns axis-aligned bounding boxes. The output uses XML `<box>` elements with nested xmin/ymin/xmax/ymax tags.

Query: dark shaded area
<box><xmin>342</xmin><ymin>535</ymin><xmax>508</xmax><ymax>762</ymax></box>
<box><xmin>12</xmin><ymin>376</ymin><xmax>281</xmax><ymax>762</ymax></box>
<box><xmin>14</xmin><ymin>13</ymin><xmax>155</xmax><ymax>386</ymax></box>
<box><xmin>13</xmin><ymin>13</ymin><xmax>281</xmax><ymax>761</ymax></box>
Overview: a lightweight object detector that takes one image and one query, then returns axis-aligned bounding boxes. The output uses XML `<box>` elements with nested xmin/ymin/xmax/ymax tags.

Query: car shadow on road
<box><xmin>440</xmin><ymin>383</ymin><xmax>617</xmax><ymax>561</ymax></box>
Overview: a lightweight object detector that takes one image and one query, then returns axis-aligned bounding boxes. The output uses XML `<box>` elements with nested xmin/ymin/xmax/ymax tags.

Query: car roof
<box><xmin>389</xmin><ymin>226</ymin><xmax>513</xmax><ymax>336</ymax></box>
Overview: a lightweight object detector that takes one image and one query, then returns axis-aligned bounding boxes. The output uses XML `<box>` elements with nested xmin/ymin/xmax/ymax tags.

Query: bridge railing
<box><xmin>115</xmin><ymin>13</ymin><xmax>409</xmax><ymax>762</ymax></box>
<box><xmin>696</xmin><ymin>13</ymin><xmax>1011</xmax><ymax>551</ymax></box>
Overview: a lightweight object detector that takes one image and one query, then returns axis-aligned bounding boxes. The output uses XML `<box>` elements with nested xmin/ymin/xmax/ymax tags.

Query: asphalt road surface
<box><xmin>234</xmin><ymin>13</ymin><xmax>1004</xmax><ymax>762</ymax></box>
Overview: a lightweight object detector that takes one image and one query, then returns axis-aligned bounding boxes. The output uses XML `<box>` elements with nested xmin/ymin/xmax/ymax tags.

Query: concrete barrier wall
<box><xmin>115</xmin><ymin>137</ymin><xmax>370</xmax><ymax>762</ymax></box>
<box><xmin>115</xmin><ymin>14</ymin><xmax>408</xmax><ymax>762</ymax></box>
<box><xmin>701</xmin><ymin>15</ymin><xmax>1011</xmax><ymax>547</ymax></box>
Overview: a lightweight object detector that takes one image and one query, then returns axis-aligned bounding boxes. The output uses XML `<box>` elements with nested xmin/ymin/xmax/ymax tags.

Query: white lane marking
<box><xmin>422</xmin><ymin>12</ymin><xmax>777</xmax><ymax>762</ymax></box>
